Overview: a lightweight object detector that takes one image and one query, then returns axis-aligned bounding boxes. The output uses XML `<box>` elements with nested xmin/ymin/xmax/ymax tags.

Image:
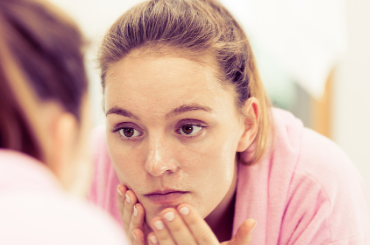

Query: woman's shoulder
<box><xmin>271</xmin><ymin>108</ymin><xmax>369</xmax><ymax>242</ymax></box>
<box><xmin>297</xmin><ymin>126</ymin><xmax>362</xmax><ymax>194</ymax></box>
<box><xmin>236</xmin><ymin>108</ymin><xmax>369</xmax><ymax>243</ymax></box>
<box><xmin>0</xmin><ymin>149</ymin><xmax>62</xmax><ymax>193</ymax></box>
<box><xmin>270</xmin><ymin>108</ymin><xmax>361</xmax><ymax>182</ymax></box>
<box><xmin>0</xmin><ymin>191</ymin><xmax>127</xmax><ymax>244</ymax></box>
<box><xmin>0</xmin><ymin>148</ymin><xmax>127</xmax><ymax>244</ymax></box>
<box><xmin>272</xmin><ymin>108</ymin><xmax>364</xmax><ymax>196</ymax></box>
<box><xmin>270</xmin><ymin>107</ymin><xmax>365</xmax><ymax>199</ymax></box>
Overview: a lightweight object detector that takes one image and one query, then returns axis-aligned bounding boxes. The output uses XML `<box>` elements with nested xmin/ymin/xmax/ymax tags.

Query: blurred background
<box><xmin>49</xmin><ymin>0</ymin><xmax>370</xmax><ymax>219</ymax></box>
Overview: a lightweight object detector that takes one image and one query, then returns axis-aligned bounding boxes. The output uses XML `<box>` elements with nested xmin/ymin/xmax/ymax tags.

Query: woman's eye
<box><xmin>178</xmin><ymin>124</ymin><xmax>203</xmax><ymax>136</ymax></box>
<box><xmin>119</xmin><ymin>128</ymin><xmax>141</xmax><ymax>138</ymax></box>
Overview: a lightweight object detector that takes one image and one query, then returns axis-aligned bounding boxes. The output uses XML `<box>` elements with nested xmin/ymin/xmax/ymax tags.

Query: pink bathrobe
<box><xmin>89</xmin><ymin>108</ymin><xmax>370</xmax><ymax>244</ymax></box>
<box><xmin>0</xmin><ymin>150</ymin><xmax>127</xmax><ymax>244</ymax></box>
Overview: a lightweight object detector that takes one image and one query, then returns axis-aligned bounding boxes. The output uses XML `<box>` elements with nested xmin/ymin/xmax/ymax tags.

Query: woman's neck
<box><xmin>204</xmin><ymin>159</ymin><xmax>238</xmax><ymax>242</ymax></box>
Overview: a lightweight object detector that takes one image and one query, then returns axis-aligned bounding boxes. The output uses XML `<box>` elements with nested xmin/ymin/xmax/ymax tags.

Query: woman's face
<box><xmin>105</xmin><ymin>50</ymin><xmax>246</xmax><ymax>223</ymax></box>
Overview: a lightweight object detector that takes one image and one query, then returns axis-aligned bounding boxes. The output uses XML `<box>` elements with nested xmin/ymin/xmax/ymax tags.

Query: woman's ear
<box><xmin>42</xmin><ymin>96</ymin><xmax>92</xmax><ymax>197</ymax></box>
<box><xmin>236</xmin><ymin>97</ymin><xmax>260</xmax><ymax>152</ymax></box>
<box><xmin>48</xmin><ymin>110</ymin><xmax>79</xmax><ymax>191</ymax></box>
<box><xmin>52</xmin><ymin>112</ymin><xmax>78</xmax><ymax>169</ymax></box>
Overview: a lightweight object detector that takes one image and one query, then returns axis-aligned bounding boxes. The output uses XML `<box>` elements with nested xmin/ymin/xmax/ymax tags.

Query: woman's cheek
<box><xmin>107</xmin><ymin>138</ymin><xmax>144</xmax><ymax>186</ymax></box>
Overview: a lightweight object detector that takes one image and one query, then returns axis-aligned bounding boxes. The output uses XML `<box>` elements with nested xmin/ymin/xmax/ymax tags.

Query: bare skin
<box><xmin>116</xmin><ymin>184</ymin><xmax>257</xmax><ymax>245</ymax></box>
<box><xmin>104</xmin><ymin>48</ymin><xmax>259</xmax><ymax>244</ymax></box>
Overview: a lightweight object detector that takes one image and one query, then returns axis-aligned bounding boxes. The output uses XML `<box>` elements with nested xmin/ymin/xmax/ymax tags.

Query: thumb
<box><xmin>229</xmin><ymin>219</ymin><xmax>257</xmax><ymax>245</ymax></box>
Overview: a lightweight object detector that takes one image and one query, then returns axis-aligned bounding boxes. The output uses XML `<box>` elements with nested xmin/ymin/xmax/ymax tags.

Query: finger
<box><xmin>130</xmin><ymin>203</ymin><xmax>145</xmax><ymax>232</ymax></box>
<box><xmin>123</xmin><ymin>189</ymin><xmax>137</xmax><ymax>226</ymax></box>
<box><xmin>133</xmin><ymin>229</ymin><xmax>145</xmax><ymax>245</ymax></box>
<box><xmin>160</xmin><ymin>208</ymin><xmax>197</xmax><ymax>245</ymax></box>
<box><xmin>177</xmin><ymin>204</ymin><xmax>219</xmax><ymax>245</ymax></box>
<box><xmin>151</xmin><ymin>218</ymin><xmax>176</xmax><ymax>245</ymax></box>
<box><xmin>147</xmin><ymin>232</ymin><xmax>158</xmax><ymax>245</ymax></box>
<box><xmin>117</xmin><ymin>184</ymin><xmax>128</xmax><ymax>230</ymax></box>
<box><xmin>229</xmin><ymin>219</ymin><xmax>256</xmax><ymax>245</ymax></box>
<box><xmin>124</xmin><ymin>190</ymin><xmax>138</xmax><ymax>240</ymax></box>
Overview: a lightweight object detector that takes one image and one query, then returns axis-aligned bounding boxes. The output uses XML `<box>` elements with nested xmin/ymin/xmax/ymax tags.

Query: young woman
<box><xmin>90</xmin><ymin>0</ymin><xmax>370</xmax><ymax>244</ymax></box>
<box><xmin>0</xmin><ymin>0</ymin><xmax>127</xmax><ymax>244</ymax></box>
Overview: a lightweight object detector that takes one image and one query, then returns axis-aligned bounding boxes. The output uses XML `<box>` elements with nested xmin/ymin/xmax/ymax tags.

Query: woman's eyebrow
<box><xmin>165</xmin><ymin>104</ymin><xmax>213</xmax><ymax>119</ymax></box>
<box><xmin>105</xmin><ymin>106</ymin><xmax>139</xmax><ymax>120</ymax></box>
<box><xmin>106</xmin><ymin>104</ymin><xmax>212</xmax><ymax>120</ymax></box>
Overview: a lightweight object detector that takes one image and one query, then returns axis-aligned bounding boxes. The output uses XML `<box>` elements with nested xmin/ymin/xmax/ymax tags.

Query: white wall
<box><xmin>332</xmin><ymin>0</ymin><xmax>370</xmax><ymax>215</ymax></box>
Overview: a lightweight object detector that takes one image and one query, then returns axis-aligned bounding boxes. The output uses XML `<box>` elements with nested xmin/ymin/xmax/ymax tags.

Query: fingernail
<box><xmin>117</xmin><ymin>186</ymin><xmax>123</xmax><ymax>197</ymax></box>
<box><xmin>150</xmin><ymin>235</ymin><xmax>158</xmax><ymax>244</ymax></box>
<box><xmin>132</xmin><ymin>231</ymin><xmax>136</xmax><ymax>241</ymax></box>
<box><xmin>133</xmin><ymin>205</ymin><xmax>138</xmax><ymax>217</ymax></box>
<box><xmin>125</xmin><ymin>193</ymin><xmax>131</xmax><ymax>204</ymax></box>
<box><xmin>251</xmin><ymin>220</ymin><xmax>257</xmax><ymax>231</ymax></box>
<box><xmin>179</xmin><ymin>207</ymin><xmax>190</xmax><ymax>216</ymax></box>
<box><xmin>154</xmin><ymin>220</ymin><xmax>164</xmax><ymax>230</ymax></box>
<box><xmin>163</xmin><ymin>212</ymin><xmax>175</xmax><ymax>222</ymax></box>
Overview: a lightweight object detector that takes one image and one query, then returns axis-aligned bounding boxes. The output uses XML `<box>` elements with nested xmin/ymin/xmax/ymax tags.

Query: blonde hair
<box><xmin>99</xmin><ymin>0</ymin><xmax>271</xmax><ymax>164</ymax></box>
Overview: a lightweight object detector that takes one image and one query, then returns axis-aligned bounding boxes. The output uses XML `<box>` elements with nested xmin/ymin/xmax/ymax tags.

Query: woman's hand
<box><xmin>117</xmin><ymin>184</ymin><xmax>256</xmax><ymax>245</ymax></box>
<box><xmin>117</xmin><ymin>184</ymin><xmax>149</xmax><ymax>244</ymax></box>
<box><xmin>148</xmin><ymin>205</ymin><xmax>256</xmax><ymax>245</ymax></box>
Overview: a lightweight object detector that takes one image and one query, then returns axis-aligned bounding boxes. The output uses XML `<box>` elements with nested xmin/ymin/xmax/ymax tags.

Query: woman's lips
<box><xmin>144</xmin><ymin>191</ymin><xmax>189</xmax><ymax>205</ymax></box>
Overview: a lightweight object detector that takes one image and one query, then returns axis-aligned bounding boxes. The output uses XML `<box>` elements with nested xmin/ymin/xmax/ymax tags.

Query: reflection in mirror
<box><xmin>87</xmin><ymin>0</ymin><xmax>370</xmax><ymax>244</ymax></box>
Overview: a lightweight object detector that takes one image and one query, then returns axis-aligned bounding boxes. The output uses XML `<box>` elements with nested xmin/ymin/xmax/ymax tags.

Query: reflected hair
<box><xmin>99</xmin><ymin>0</ymin><xmax>271</xmax><ymax>164</ymax></box>
<box><xmin>0</xmin><ymin>0</ymin><xmax>87</xmax><ymax>161</ymax></box>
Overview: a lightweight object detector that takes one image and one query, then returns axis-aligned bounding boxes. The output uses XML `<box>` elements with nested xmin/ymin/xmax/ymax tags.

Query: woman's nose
<box><xmin>144</xmin><ymin>138</ymin><xmax>179</xmax><ymax>177</ymax></box>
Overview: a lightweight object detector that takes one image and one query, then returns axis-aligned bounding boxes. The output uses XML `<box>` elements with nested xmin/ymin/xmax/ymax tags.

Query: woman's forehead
<box><xmin>106</xmin><ymin>54</ymin><xmax>224</xmax><ymax>99</ymax></box>
<box><xmin>103</xmin><ymin>51</ymin><xmax>240</xmax><ymax>121</ymax></box>
<box><xmin>105</xmin><ymin>88</ymin><xmax>217</xmax><ymax>121</ymax></box>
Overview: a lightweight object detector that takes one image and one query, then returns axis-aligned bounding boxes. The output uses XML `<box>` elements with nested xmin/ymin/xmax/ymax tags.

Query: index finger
<box><xmin>116</xmin><ymin>185</ymin><xmax>128</xmax><ymax>227</ymax></box>
<box><xmin>176</xmin><ymin>204</ymin><xmax>219</xmax><ymax>245</ymax></box>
